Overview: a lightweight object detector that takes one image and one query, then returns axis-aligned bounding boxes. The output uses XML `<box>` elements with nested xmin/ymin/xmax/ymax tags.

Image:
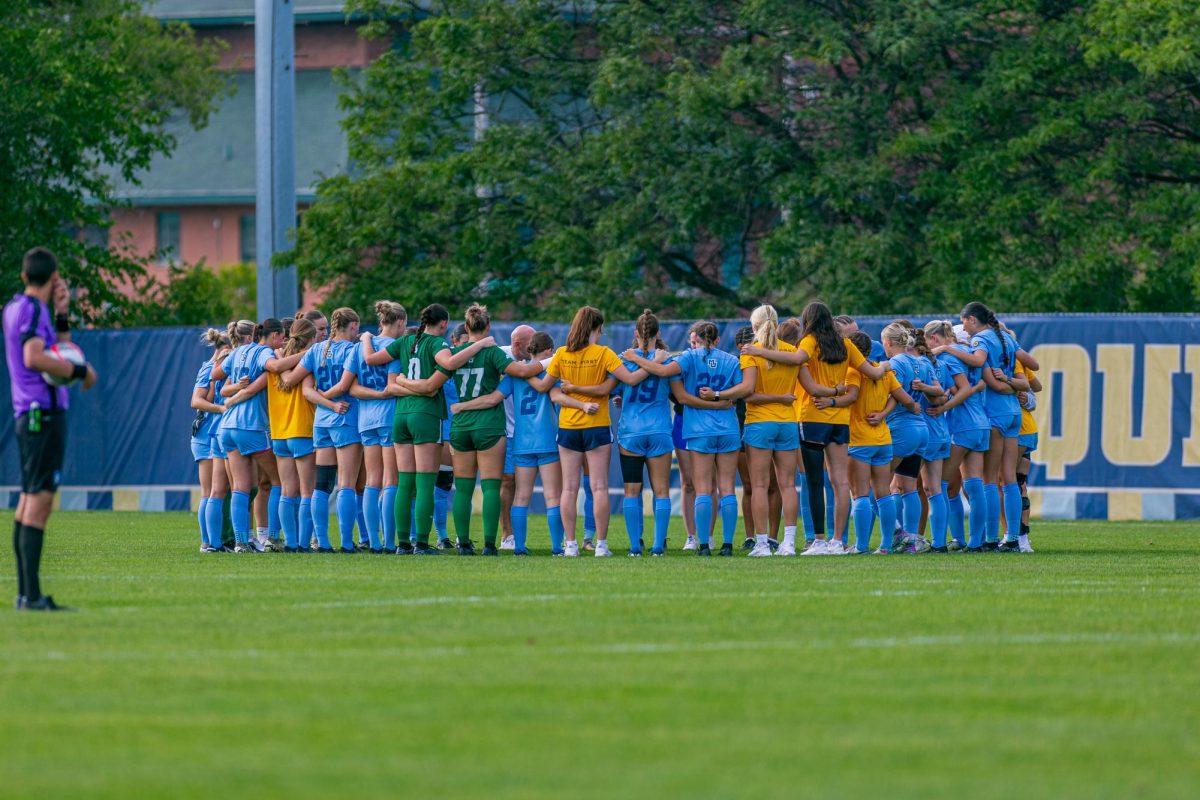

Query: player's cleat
<box><xmin>998</xmin><ymin>540</ymin><xmax>1020</xmax><ymax>553</ymax></box>
<box><xmin>748</xmin><ymin>541</ymin><xmax>773</xmax><ymax>557</ymax></box>
<box><xmin>369</xmin><ymin>548</ymin><xmax>387</xmax><ymax>555</ymax></box>
<box><xmin>1018</xmin><ymin>537</ymin><xmax>1035</xmax><ymax>554</ymax></box>
<box><xmin>774</xmin><ymin>540</ymin><xmax>796</xmax><ymax>556</ymax></box>
<box><xmin>338</xmin><ymin>547</ymin><xmax>357</xmax><ymax>555</ymax></box>
<box><xmin>456</xmin><ymin>540</ymin><xmax>477</xmax><ymax>556</ymax></box>
<box><xmin>262</xmin><ymin>538</ymin><xmax>281</xmax><ymax>552</ymax></box>
<box><xmin>499</xmin><ymin>535</ymin><xmax>515</xmax><ymax>551</ymax></box>
<box><xmin>767</xmin><ymin>538</ymin><xmax>780</xmax><ymax>552</ymax></box>
<box><xmin>436</xmin><ymin>538</ymin><xmax>452</xmax><ymax>551</ymax></box>
<box><xmin>650</xmin><ymin>548</ymin><xmax>664</xmax><ymax>557</ymax></box>
<box><xmin>514</xmin><ymin>547</ymin><xmax>530</xmax><ymax>557</ymax></box>
<box><xmin>965</xmin><ymin>546</ymin><xmax>984</xmax><ymax>553</ymax></box>
<box><xmin>872</xmin><ymin>548</ymin><xmax>890</xmax><ymax>555</ymax></box>
<box><xmin>413</xmin><ymin>542</ymin><xmax>440</xmax><ymax>555</ymax></box>
<box><xmin>316</xmin><ymin>546</ymin><xmax>336</xmax><ymax>554</ymax></box>
<box><xmin>199</xmin><ymin>544</ymin><xmax>214</xmax><ymax>553</ymax></box>
<box><xmin>846</xmin><ymin>547</ymin><xmax>868</xmax><ymax>555</ymax></box>
<box><xmin>563</xmin><ymin>540</ymin><xmax>579</xmax><ymax>557</ymax></box>
<box><xmin>594</xmin><ymin>540</ymin><xmax>612</xmax><ymax>557</ymax></box>
<box><xmin>212</xmin><ymin>545</ymin><xmax>234</xmax><ymax>553</ymax></box>
<box><xmin>948</xmin><ymin>540</ymin><xmax>965</xmax><ymax>552</ymax></box>
<box><xmin>930</xmin><ymin>545</ymin><xmax>949</xmax><ymax>553</ymax></box>
<box><xmin>742</xmin><ymin>537</ymin><xmax>755</xmax><ymax>551</ymax></box>
<box><xmin>20</xmin><ymin>595</ymin><xmax>73</xmax><ymax>612</ymax></box>
<box><xmin>482</xmin><ymin>544</ymin><xmax>499</xmax><ymax>556</ymax></box>
<box><xmin>801</xmin><ymin>539</ymin><xmax>827</xmax><ymax>556</ymax></box>
<box><xmin>355</xmin><ymin>540</ymin><xmax>371</xmax><ymax>551</ymax></box>
<box><xmin>826</xmin><ymin>539</ymin><xmax>848</xmax><ymax>555</ymax></box>
<box><xmin>395</xmin><ymin>542</ymin><xmax>414</xmax><ymax>555</ymax></box>
<box><xmin>628</xmin><ymin>550</ymin><xmax>642</xmax><ymax>558</ymax></box>
<box><xmin>682</xmin><ymin>535</ymin><xmax>698</xmax><ymax>551</ymax></box>
<box><xmin>718</xmin><ymin>543</ymin><xmax>733</xmax><ymax>557</ymax></box>
<box><xmin>697</xmin><ymin>543</ymin><xmax>711</xmax><ymax>556</ymax></box>
<box><xmin>583</xmin><ymin>538</ymin><xmax>595</xmax><ymax>552</ymax></box>
<box><xmin>14</xmin><ymin>595</ymin><xmax>25</xmax><ymax>610</ymax></box>
<box><xmin>233</xmin><ymin>543</ymin><xmax>255</xmax><ymax>553</ymax></box>
<box><xmin>982</xmin><ymin>541</ymin><xmax>999</xmax><ymax>552</ymax></box>
<box><xmin>283</xmin><ymin>546</ymin><xmax>300</xmax><ymax>553</ymax></box>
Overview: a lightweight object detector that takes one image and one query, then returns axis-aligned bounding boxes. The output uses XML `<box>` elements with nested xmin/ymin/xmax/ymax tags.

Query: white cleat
<box><xmin>594</xmin><ymin>540</ymin><xmax>612</xmax><ymax>557</ymax></box>
<box><xmin>825</xmin><ymin>539</ymin><xmax>847</xmax><ymax>555</ymax></box>
<box><xmin>682</xmin><ymin>535</ymin><xmax>698</xmax><ymax>551</ymax></box>
<box><xmin>774</xmin><ymin>540</ymin><xmax>796</xmax><ymax>556</ymax></box>
<box><xmin>499</xmin><ymin>535</ymin><xmax>515</xmax><ymax>551</ymax></box>
<box><xmin>563</xmin><ymin>540</ymin><xmax>580</xmax><ymax>557</ymax></box>
<box><xmin>801</xmin><ymin>539</ymin><xmax>828</xmax><ymax>556</ymax></box>
<box><xmin>1018</xmin><ymin>536</ymin><xmax>1035</xmax><ymax>553</ymax></box>
<box><xmin>748</xmin><ymin>541</ymin><xmax>774</xmax><ymax>557</ymax></box>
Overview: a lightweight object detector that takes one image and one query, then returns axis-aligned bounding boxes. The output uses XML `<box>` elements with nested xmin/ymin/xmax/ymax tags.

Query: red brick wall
<box><xmin>200</xmin><ymin>22</ymin><xmax>389</xmax><ymax>72</ymax></box>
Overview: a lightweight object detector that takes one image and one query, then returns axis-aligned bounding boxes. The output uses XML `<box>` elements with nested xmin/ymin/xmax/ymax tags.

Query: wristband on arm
<box><xmin>71</xmin><ymin>363</ymin><xmax>88</xmax><ymax>381</ymax></box>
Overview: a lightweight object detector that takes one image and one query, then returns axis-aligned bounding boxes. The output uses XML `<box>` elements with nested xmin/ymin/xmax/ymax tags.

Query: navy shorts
<box><xmin>800</xmin><ymin>422</ymin><xmax>849</xmax><ymax>447</ymax></box>
<box><xmin>557</xmin><ymin>426</ymin><xmax>613</xmax><ymax>452</ymax></box>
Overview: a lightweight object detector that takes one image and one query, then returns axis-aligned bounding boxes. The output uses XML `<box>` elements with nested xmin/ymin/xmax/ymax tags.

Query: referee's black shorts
<box><xmin>16</xmin><ymin>410</ymin><xmax>66</xmax><ymax>494</ymax></box>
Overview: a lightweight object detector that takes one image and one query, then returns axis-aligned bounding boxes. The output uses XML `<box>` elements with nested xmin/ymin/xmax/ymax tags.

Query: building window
<box><xmin>82</xmin><ymin>224</ymin><xmax>109</xmax><ymax>250</ymax></box>
<box><xmin>156</xmin><ymin>212</ymin><xmax>181</xmax><ymax>260</ymax></box>
<box><xmin>240</xmin><ymin>214</ymin><xmax>256</xmax><ymax>263</ymax></box>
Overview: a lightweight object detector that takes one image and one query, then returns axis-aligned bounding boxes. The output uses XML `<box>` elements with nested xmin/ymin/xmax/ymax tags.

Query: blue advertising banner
<box><xmin>0</xmin><ymin>315</ymin><xmax>1196</xmax><ymax>519</ymax></box>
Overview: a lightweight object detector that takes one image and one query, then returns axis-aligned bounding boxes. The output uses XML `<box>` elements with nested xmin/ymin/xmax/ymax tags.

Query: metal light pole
<box><xmin>255</xmin><ymin>0</ymin><xmax>299</xmax><ymax>320</ymax></box>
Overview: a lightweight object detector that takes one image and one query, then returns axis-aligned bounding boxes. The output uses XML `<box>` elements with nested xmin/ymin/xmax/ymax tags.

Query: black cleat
<box><xmin>338</xmin><ymin>547</ymin><xmax>357</xmax><ymax>555</ymax></box>
<box><xmin>283</xmin><ymin>546</ymin><xmax>299</xmax><ymax>553</ymax></box>
<box><xmin>413</xmin><ymin>542</ymin><xmax>440</xmax><ymax>555</ymax></box>
<box><xmin>316</xmin><ymin>547</ymin><xmax>337</xmax><ymax>554</ymax></box>
<box><xmin>718</xmin><ymin>543</ymin><xmax>733</xmax><ymax>557</ymax></box>
<box><xmin>395</xmin><ymin>542</ymin><xmax>415</xmax><ymax>555</ymax></box>
<box><xmin>456</xmin><ymin>540</ymin><xmax>477</xmax><ymax>556</ymax></box>
<box><xmin>21</xmin><ymin>595</ymin><xmax>73</xmax><ymax>612</ymax></box>
<box><xmin>997</xmin><ymin>540</ymin><xmax>1020</xmax><ymax>553</ymax></box>
<box><xmin>767</xmin><ymin>538</ymin><xmax>779</xmax><ymax>552</ymax></box>
<box><xmin>482</xmin><ymin>544</ymin><xmax>499</xmax><ymax>556</ymax></box>
<box><xmin>697</xmin><ymin>544</ymin><xmax>712</xmax><ymax>557</ymax></box>
<box><xmin>355</xmin><ymin>541</ymin><xmax>371</xmax><ymax>551</ymax></box>
<box><xmin>982</xmin><ymin>541</ymin><xmax>999</xmax><ymax>552</ymax></box>
<box><xmin>965</xmin><ymin>546</ymin><xmax>984</xmax><ymax>553</ymax></box>
<box><xmin>930</xmin><ymin>545</ymin><xmax>949</xmax><ymax>553</ymax></box>
<box><xmin>369</xmin><ymin>548</ymin><xmax>386</xmax><ymax>555</ymax></box>
<box><xmin>437</xmin><ymin>538</ymin><xmax>453</xmax><ymax>551</ymax></box>
<box><xmin>742</xmin><ymin>537</ymin><xmax>755</xmax><ymax>551</ymax></box>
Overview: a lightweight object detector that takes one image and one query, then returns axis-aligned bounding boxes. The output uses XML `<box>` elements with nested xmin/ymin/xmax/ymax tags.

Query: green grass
<box><xmin>1</xmin><ymin>512</ymin><xmax>1198</xmax><ymax>799</ymax></box>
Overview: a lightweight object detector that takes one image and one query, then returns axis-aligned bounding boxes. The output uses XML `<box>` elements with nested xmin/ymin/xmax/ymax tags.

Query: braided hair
<box><xmin>411</xmin><ymin>304</ymin><xmax>449</xmax><ymax>357</ymax></box>
<box><xmin>961</xmin><ymin>301</ymin><xmax>1009</xmax><ymax>369</ymax></box>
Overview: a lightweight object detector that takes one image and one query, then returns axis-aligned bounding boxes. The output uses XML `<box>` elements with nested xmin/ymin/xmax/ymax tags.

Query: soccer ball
<box><xmin>42</xmin><ymin>342</ymin><xmax>86</xmax><ymax>387</ymax></box>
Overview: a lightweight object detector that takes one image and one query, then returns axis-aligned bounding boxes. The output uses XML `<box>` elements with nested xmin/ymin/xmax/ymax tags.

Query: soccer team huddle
<box><xmin>189</xmin><ymin>298</ymin><xmax>1042</xmax><ymax>558</ymax></box>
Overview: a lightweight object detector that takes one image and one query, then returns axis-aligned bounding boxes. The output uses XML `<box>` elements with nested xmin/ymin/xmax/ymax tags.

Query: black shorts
<box><xmin>557</xmin><ymin>426</ymin><xmax>613</xmax><ymax>453</ymax></box>
<box><xmin>16</xmin><ymin>410</ymin><xmax>66</xmax><ymax>494</ymax></box>
<box><xmin>800</xmin><ymin>422</ymin><xmax>850</xmax><ymax>448</ymax></box>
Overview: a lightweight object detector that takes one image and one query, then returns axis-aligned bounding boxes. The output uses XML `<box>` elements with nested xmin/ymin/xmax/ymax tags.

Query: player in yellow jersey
<box><xmin>266</xmin><ymin>317</ymin><xmax>318</xmax><ymax>551</ymax></box>
<box><xmin>1012</xmin><ymin>355</ymin><xmax>1041</xmax><ymax>552</ymax></box>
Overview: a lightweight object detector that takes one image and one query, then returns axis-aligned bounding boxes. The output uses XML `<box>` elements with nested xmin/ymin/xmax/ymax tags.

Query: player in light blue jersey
<box><xmin>285</xmin><ymin>308</ymin><xmax>361</xmax><ymax>553</ymax></box>
<box><xmin>342</xmin><ymin>301</ymin><xmax>405</xmax><ymax>553</ymax></box>
<box><xmin>938</xmin><ymin>302</ymin><xmax>1036</xmax><ymax>552</ymax></box>
<box><xmin>625</xmin><ymin>321</ymin><xmax>752</xmax><ymax>556</ymax></box>
<box><xmin>879</xmin><ymin>323</ymin><xmax>935</xmax><ymax>551</ymax></box>
<box><xmin>912</xmin><ymin>328</ymin><xmax>952</xmax><ymax>552</ymax></box>
<box><xmin>190</xmin><ymin>328</ymin><xmax>231</xmax><ymax>551</ymax></box>
<box><xmin>212</xmin><ymin>319</ymin><xmax>284</xmax><ymax>551</ymax></box>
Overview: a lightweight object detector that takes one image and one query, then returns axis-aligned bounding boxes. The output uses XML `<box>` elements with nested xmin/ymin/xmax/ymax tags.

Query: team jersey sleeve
<box><xmin>490</xmin><ymin>346</ymin><xmax>514</xmax><ymax>374</ymax></box>
<box><xmin>254</xmin><ymin>347</ymin><xmax>271</xmax><ymax>371</ymax></box>
<box><xmin>497</xmin><ymin>376</ymin><xmax>514</xmax><ymax>398</ymax></box>
<box><xmin>726</xmin><ymin>357</ymin><xmax>742</xmax><ymax>387</ymax></box>
<box><xmin>738</xmin><ymin>353</ymin><xmax>755</xmax><ymax>371</ymax></box>
<box><xmin>845</xmin><ymin>367</ymin><xmax>862</xmax><ymax>389</ymax></box>
<box><xmin>386</xmin><ymin>357</ymin><xmax>401</xmax><ymax>375</ymax></box>
<box><xmin>194</xmin><ymin>362</ymin><xmax>213</xmax><ymax>389</ymax></box>
<box><xmin>799</xmin><ymin>335</ymin><xmax>818</xmax><ymax>360</ymax></box>
<box><xmin>845</xmin><ymin>340</ymin><xmax>865</xmax><ymax>369</ymax></box>
<box><xmin>344</xmin><ymin>346</ymin><xmax>360</xmax><ymax>376</ymax></box>
<box><xmin>16</xmin><ymin>302</ymin><xmax>39</xmax><ymax>343</ymax></box>
<box><xmin>885</xmin><ymin>372</ymin><xmax>902</xmax><ymax>393</ymax></box>
<box><xmin>546</xmin><ymin>348</ymin><xmax>565</xmax><ymax>378</ymax></box>
<box><xmin>669</xmin><ymin>352</ymin><xmax>688</xmax><ymax>383</ymax></box>
<box><xmin>433</xmin><ymin>341</ymin><xmax>453</xmax><ymax>376</ymax></box>
<box><xmin>943</xmin><ymin>355</ymin><xmax>964</xmax><ymax>378</ymax></box>
<box><xmin>300</xmin><ymin>346</ymin><xmax>317</xmax><ymax>374</ymax></box>
<box><xmin>220</xmin><ymin>354</ymin><xmax>233</xmax><ymax>376</ymax></box>
<box><xmin>385</xmin><ymin>338</ymin><xmax>406</xmax><ymax>359</ymax></box>
<box><xmin>601</xmin><ymin>347</ymin><xmax>623</xmax><ymax>374</ymax></box>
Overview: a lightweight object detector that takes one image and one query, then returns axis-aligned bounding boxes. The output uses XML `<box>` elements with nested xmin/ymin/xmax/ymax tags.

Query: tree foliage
<box><xmin>288</xmin><ymin>0</ymin><xmax>1200</xmax><ymax>317</ymax></box>
<box><xmin>0</xmin><ymin>0</ymin><xmax>225</xmax><ymax>323</ymax></box>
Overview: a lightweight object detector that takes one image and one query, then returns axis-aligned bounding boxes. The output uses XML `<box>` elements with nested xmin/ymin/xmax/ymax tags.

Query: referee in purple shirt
<box><xmin>4</xmin><ymin>248</ymin><xmax>96</xmax><ymax>611</ymax></box>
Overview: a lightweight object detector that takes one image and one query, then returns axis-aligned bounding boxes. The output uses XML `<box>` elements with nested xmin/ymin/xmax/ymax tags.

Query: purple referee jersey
<box><xmin>3</xmin><ymin>294</ymin><xmax>68</xmax><ymax>417</ymax></box>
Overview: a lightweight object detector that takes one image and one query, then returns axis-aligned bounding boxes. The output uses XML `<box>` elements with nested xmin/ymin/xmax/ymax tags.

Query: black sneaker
<box><xmin>395</xmin><ymin>542</ymin><xmax>415</xmax><ymax>555</ymax></box>
<box><xmin>718</xmin><ymin>543</ymin><xmax>733</xmax><ymax>557</ymax></box>
<box><xmin>21</xmin><ymin>595</ymin><xmax>73</xmax><ymax>612</ymax></box>
<box><xmin>741</xmin><ymin>537</ymin><xmax>755</xmax><ymax>551</ymax></box>
<box><xmin>369</xmin><ymin>548</ymin><xmax>386</xmax><ymax>555</ymax></box>
<box><xmin>930</xmin><ymin>545</ymin><xmax>949</xmax><ymax>553</ymax></box>
<box><xmin>697</xmin><ymin>544</ymin><xmax>712</xmax><ymax>557</ymax></box>
<box><xmin>283</xmin><ymin>546</ymin><xmax>299</xmax><ymax>553</ymax></box>
<box><xmin>413</xmin><ymin>542</ymin><xmax>440</xmax><ymax>555</ymax></box>
<box><xmin>457</xmin><ymin>540</ymin><xmax>477</xmax><ymax>556</ymax></box>
<box><xmin>997</xmin><ymin>540</ymin><xmax>1020</xmax><ymax>553</ymax></box>
<box><xmin>482</xmin><ymin>544</ymin><xmax>499</xmax><ymax>556</ymax></box>
<box><xmin>338</xmin><ymin>547</ymin><xmax>357</xmax><ymax>555</ymax></box>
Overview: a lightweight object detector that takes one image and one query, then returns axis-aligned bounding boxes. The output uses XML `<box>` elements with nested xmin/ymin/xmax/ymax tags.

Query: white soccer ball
<box><xmin>42</xmin><ymin>342</ymin><xmax>86</xmax><ymax>387</ymax></box>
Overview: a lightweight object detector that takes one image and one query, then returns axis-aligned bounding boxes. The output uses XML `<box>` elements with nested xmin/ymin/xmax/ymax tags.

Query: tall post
<box><xmin>255</xmin><ymin>0</ymin><xmax>299</xmax><ymax>319</ymax></box>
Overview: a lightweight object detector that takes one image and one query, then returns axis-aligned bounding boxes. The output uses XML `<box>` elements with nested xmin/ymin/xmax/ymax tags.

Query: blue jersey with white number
<box><xmin>345</xmin><ymin>335</ymin><xmax>398</xmax><ymax>433</ymax></box>
<box><xmin>885</xmin><ymin>353</ymin><xmax>924</xmax><ymax>430</ymax></box>
<box><xmin>942</xmin><ymin>350</ymin><xmax>989</xmax><ymax>433</ymax></box>
<box><xmin>218</xmin><ymin>344</ymin><xmax>271</xmax><ymax>431</ymax></box>
<box><xmin>971</xmin><ymin>327</ymin><xmax>1021</xmax><ymax>418</ymax></box>
<box><xmin>301</xmin><ymin>339</ymin><xmax>358</xmax><ymax>429</ymax></box>
<box><xmin>617</xmin><ymin>350</ymin><xmax>674</xmax><ymax>438</ymax></box>
<box><xmin>671</xmin><ymin>348</ymin><xmax>741</xmax><ymax>439</ymax></box>
<box><xmin>498</xmin><ymin>373</ymin><xmax>559</xmax><ymax>455</ymax></box>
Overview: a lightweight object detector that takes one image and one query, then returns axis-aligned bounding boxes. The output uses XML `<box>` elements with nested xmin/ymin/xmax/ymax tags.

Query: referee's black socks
<box><xmin>12</xmin><ymin>518</ymin><xmax>24</xmax><ymax>598</ymax></box>
<box><xmin>17</xmin><ymin>524</ymin><xmax>45</xmax><ymax>602</ymax></box>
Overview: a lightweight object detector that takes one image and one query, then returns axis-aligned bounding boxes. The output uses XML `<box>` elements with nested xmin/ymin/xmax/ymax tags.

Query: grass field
<box><xmin>1</xmin><ymin>512</ymin><xmax>1198</xmax><ymax>799</ymax></box>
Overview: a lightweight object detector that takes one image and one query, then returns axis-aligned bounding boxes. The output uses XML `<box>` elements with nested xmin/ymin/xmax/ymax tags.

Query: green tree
<box><xmin>128</xmin><ymin>262</ymin><xmax>256</xmax><ymax>327</ymax></box>
<box><xmin>290</xmin><ymin>0</ymin><xmax>1200</xmax><ymax>317</ymax></box>
<box><xmin>0</xmin><ymin>0</ymin><xmax>225</xmax><ymax>323</ymax></box>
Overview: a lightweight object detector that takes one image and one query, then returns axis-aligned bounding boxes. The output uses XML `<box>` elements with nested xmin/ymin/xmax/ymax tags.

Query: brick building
<box><xmin>109</xmin><ymin>1</ymin><xmax>387</xmax><ymax>304</ymax></box>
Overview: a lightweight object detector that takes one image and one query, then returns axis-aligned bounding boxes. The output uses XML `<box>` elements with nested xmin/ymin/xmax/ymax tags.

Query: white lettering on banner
<box><xmin>1097</xmin><ymin>344</ymin><xmax>1179</xmax><ymax>468</ymax></box>
<box><xmin>1030</xmin><ymin>344</ymin><xmax>1090</xmax><ymax>481</ymax></box>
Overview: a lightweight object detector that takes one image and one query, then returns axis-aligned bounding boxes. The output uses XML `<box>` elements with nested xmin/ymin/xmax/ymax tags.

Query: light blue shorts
<box><xmin>1018</xmin><ymin>432</ymin><xmax>1038</xmax><ymax>453</ymax></box>
<box><xmin>849</xmin><ymin>444</ymin><xmax>893</xmax><ymax>466</ymax></box>
<box><xmin>504</xmin><ymin>436</ymin><xmax>515</xmax><ymax>475</ymax></box>
<box><xmin>686</xmin><ymin>433</ymin><xmax>741</xmax><ymax>454</ymax></box>
<box><xmin>314</xmin><ymin>425</ymin><xmax>361</xmax><ymax>450</ymax></box>
<box><xmin>191</xmin><ymin>436</ymin><xmax>213</xmax><ymax>462</ymax></box>
<box><xmin>990</xmin><ymin>412</ymin><xmax>1021</xmax><ymax>439</ymax></box>
<box><xmin>209</xmin><ymin>434</ymin><xmax>226</xmax><ymax>460</ymax></box>
<box><xmin>951</xmin><ymin>428</ymin><xmax>990</xmax><ymax>453</ymax></box>
<box><xmin>921</xmin><ymin>438</ymin><xmax>951</xmax><ymax>462</ymax></box>
<box><xmin>619</xmin><ymin>432</ymin><xmax>674</xmax><ymax>458</ymax></box>
<box><xmin>514</xmin><ymin>451</ymin><xmax>560</xmax><ymax>469</ymax></box>
<box><xmin>889</xmin><ymin>423</ymin><xmax>929</xmax><ymax>459</ymax></box>
<box><xmin>220</xmin><ymin>428</ymin><xmax>270</xmax><ymax>457</ymax></box>
<box><xmin>360</xmin><ymin>426</ymin><xmax>394</xmax><ymax>448</ymax></box>
<box><xmin>742</xmin><ymin>421</ymin><xmax>800</xmax><ymax>451</ymax></box>
<box><xmin>272</xmin><ymin>437</ymin><xmax>315</xmax><ymax>459</ymax></box>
